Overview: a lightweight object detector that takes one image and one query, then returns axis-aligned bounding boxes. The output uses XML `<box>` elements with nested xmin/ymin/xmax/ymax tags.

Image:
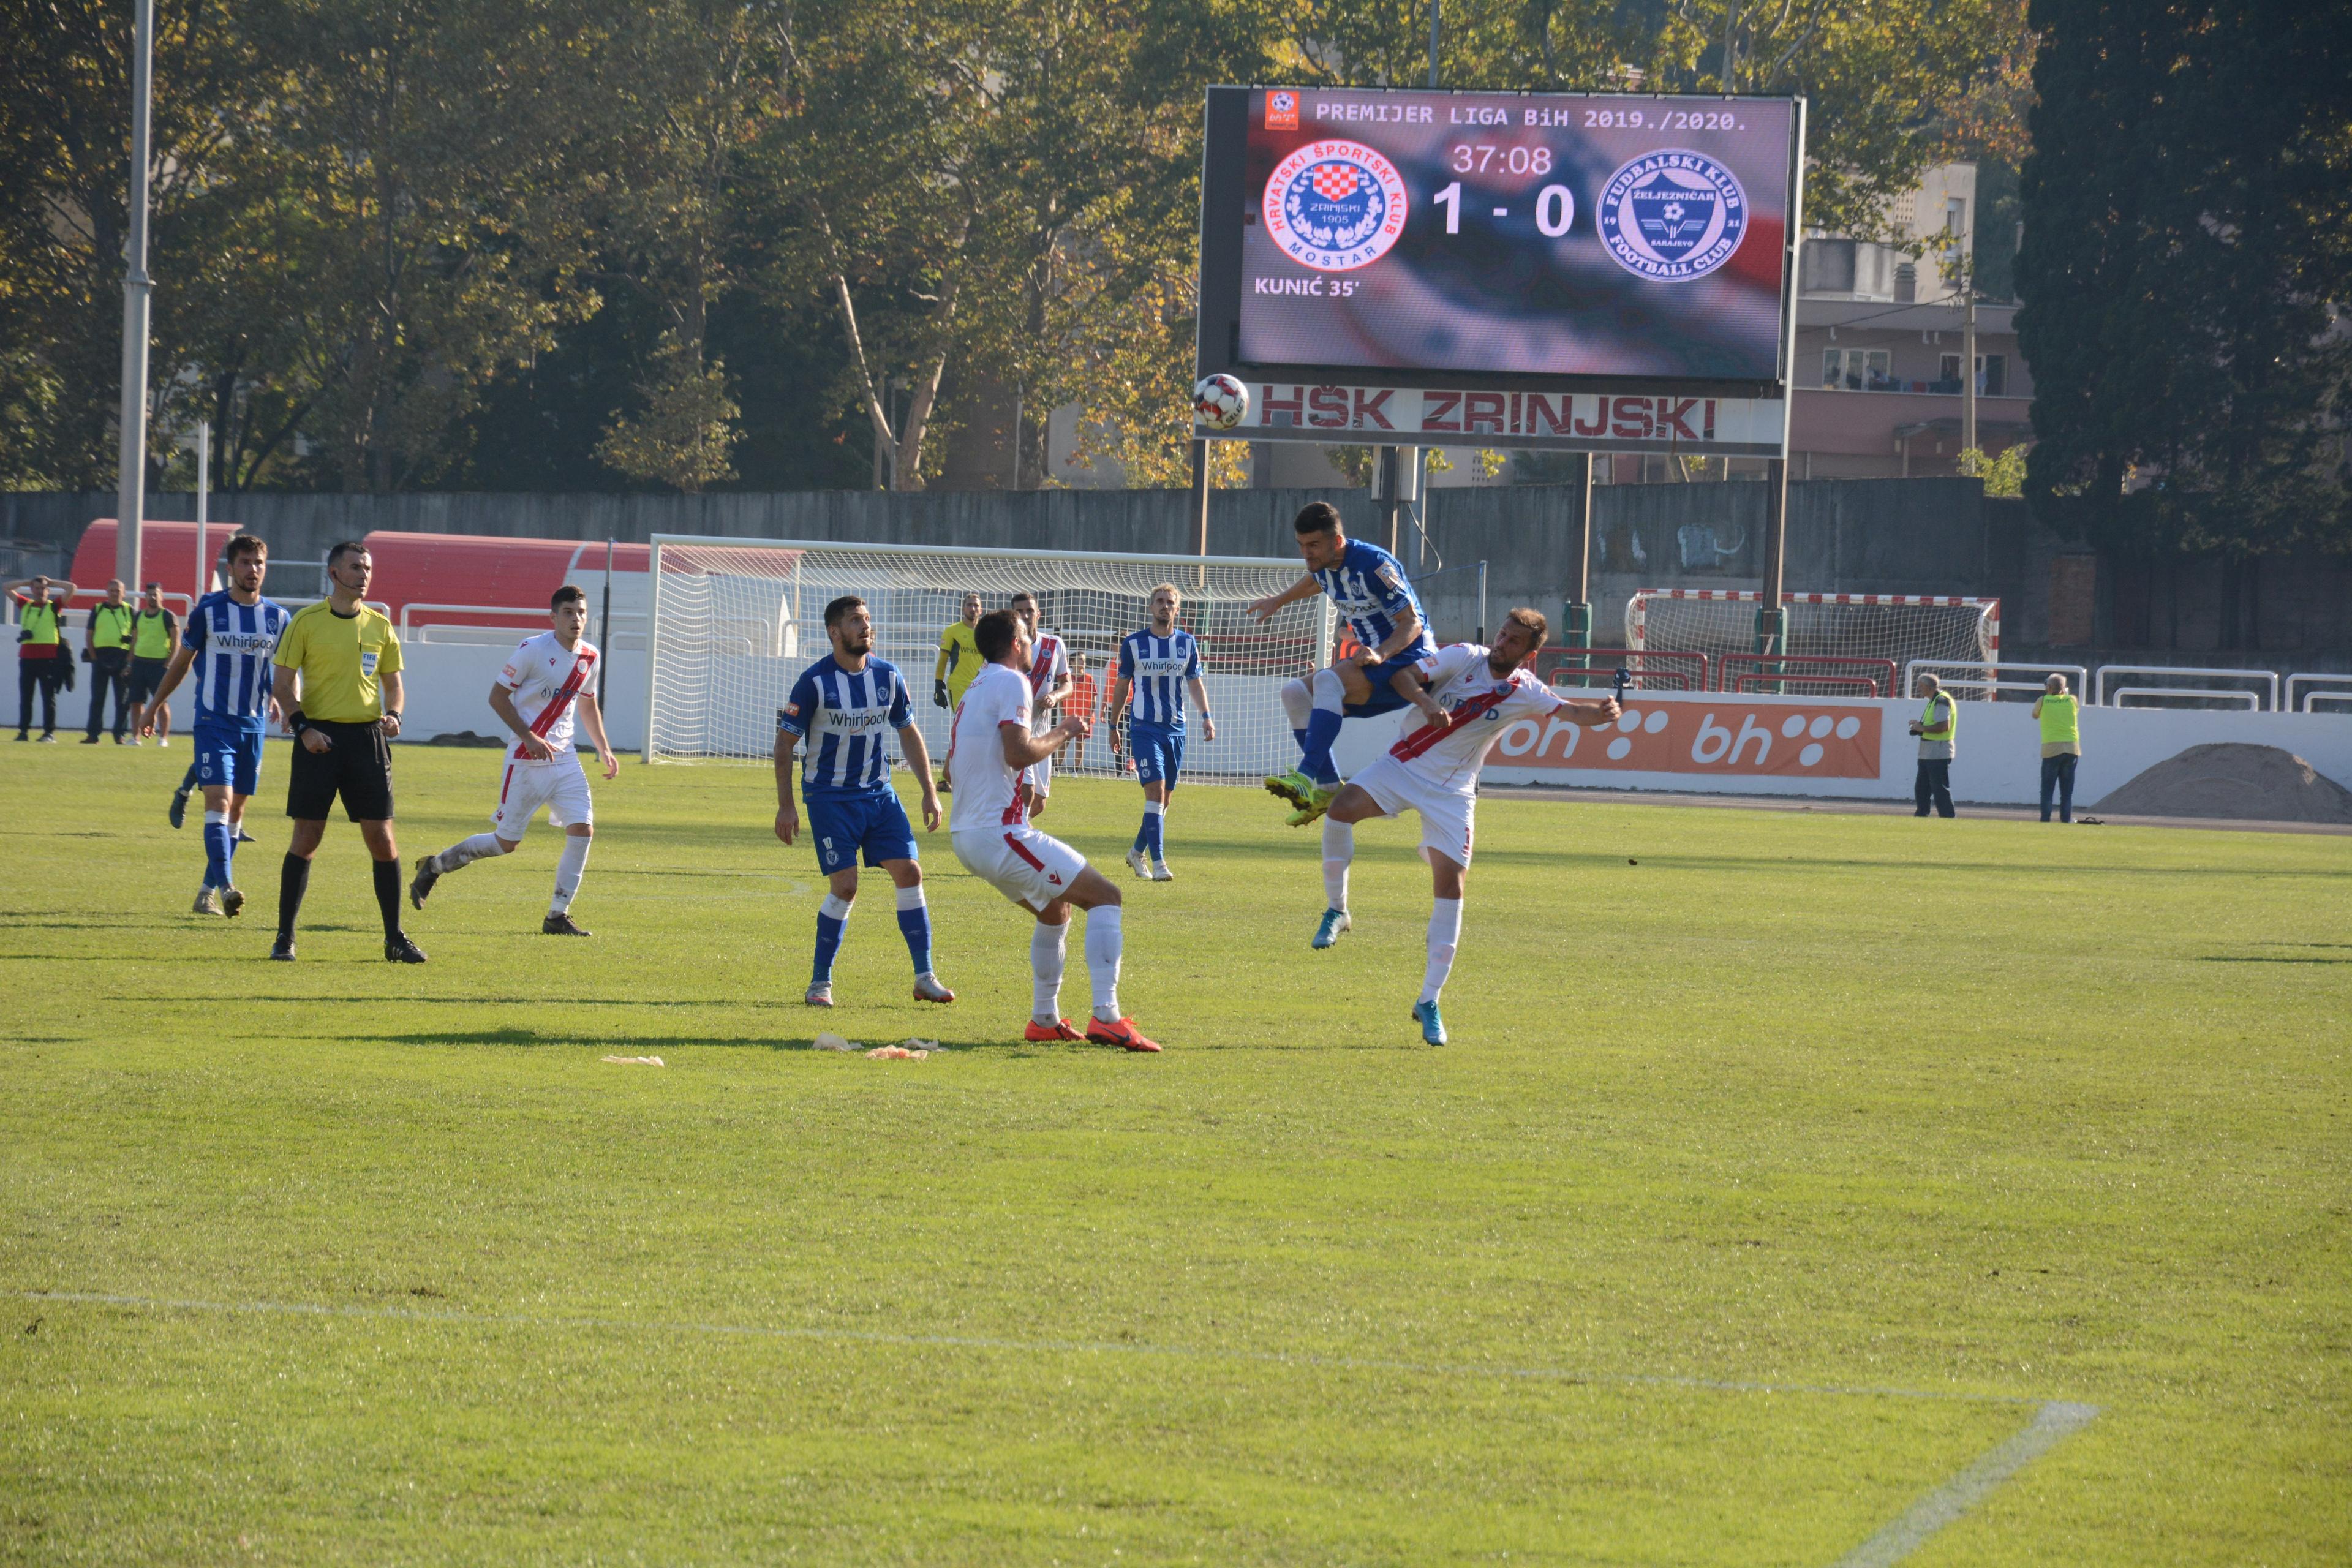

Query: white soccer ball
<box><xmin>1193</xmin><ymin>374</ymin><xmax>1250</xmax><ymax>431</ymax></box>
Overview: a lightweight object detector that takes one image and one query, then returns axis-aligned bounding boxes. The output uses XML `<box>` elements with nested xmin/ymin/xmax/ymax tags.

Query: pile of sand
<box><xmin>2094</xmin><ymin>743</ymin><xmax>2352</xmax><ymax>823</ymax></box>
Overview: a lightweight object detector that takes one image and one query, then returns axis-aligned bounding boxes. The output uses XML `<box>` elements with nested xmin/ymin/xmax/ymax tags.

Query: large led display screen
<box><xmin>1197</xmin><ymin>86</ymin><xmax>1801</xmax><ymax>389</ymax></box>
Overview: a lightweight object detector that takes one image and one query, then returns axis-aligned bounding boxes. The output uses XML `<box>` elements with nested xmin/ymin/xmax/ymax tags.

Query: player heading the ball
<box><xmin>944</xmin><ymin>609</ymin><xmax>1161</xmax><ymax>1052</ymax></box>
<box><xmin>409</xmin><ymin>584</ymin><xmax>617</xmax><ymax>935</ymax></box>
<box><xmin>1249</xmin><ymin>502</ymin><xmax>1438</xmax><ymax>825</ymax></box>
<box><xmin>1314</xmin><ymin>609</ymin><xmax>1619</xmax><ymax>1046</ymax></box>
<box><xmin>774</xmin><ymin>595</ymin><xmax>952</xmax><ymax>1009</ymax></box>
<box><xmin>1106</xmin><ymin>582</ymin><xmax>1216</xmax><ymax>881</ymax></box>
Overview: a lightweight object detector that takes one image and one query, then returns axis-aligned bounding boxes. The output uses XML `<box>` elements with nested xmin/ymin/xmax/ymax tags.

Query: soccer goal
<box><xmin>643</xmin><ymin>535</ymin><xmax>1330</xmax><ymax>780</ymax></box>
<box><xmin>1625</xmin><ymin>590</ymin><xmax>1999</xmax><ymax>693</ymax></box>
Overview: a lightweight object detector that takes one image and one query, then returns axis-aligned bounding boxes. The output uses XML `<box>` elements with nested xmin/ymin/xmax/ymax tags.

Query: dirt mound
<box><xmin>2094</xmin><ymin>743</ymin><xmax>2352</xmax><ymax>823</ymax></box>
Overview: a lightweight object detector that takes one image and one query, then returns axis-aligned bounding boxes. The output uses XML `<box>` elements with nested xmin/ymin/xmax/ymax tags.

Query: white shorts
<box><xmin>1349</xmin><ymin>755</ymin><xmax>1476</xmax><ymax>868</ymax></box>
<box><xmin>1028</xmin><ymin>733</ymin><xmax>1054</xmax><ymax>794</ymax></box>
<box><xmin>952</xmin><ymin>824</ymin><xmax>1087</xmax><ymax>913</ymax></box>
<box><xmin>491</xmin><ymin>756</ymin><xmax>594</xmax><ymax>840</ymax></box>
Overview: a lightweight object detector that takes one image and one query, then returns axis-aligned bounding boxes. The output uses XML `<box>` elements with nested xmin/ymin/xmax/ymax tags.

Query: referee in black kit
<box><xmin>267</xmin><ymin>541</ymin><xmax>426</xmax><ymax>963</ymax></box>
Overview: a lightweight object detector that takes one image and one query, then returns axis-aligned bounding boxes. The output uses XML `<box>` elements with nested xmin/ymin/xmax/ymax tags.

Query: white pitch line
<box><xmin>23</xmin><ymin>1289</ymin><xmax>2046</xmax><ymax>1408</ymax></box>
<box><xmin>1830</xmin><ymin>1400</ymin><xmax>2100</xmax><ymax>1567</ymax></box>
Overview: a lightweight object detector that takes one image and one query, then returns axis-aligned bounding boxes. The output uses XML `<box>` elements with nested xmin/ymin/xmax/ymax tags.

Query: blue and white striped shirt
<box><xmin>1117</xmin><ymin>628</ymin><xmax>1202</xmax><ymax>729</ymax></box>
<box><xmin>1314</xmin><ymin>538</ymin><xmax>1433</xmax><ymax>661</ymax></box>
<box><xmin>182</xmin><ymin>592</ymin><xmax>291</xmax><ymax>726</ymax></box>
<box><xmin>778</xmin><ymin>655</ymin><xmax>912</xmax><ymax>797</ymax></box>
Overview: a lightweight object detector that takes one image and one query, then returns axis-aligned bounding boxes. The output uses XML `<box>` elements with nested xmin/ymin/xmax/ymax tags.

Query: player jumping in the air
<box><xmin>1104</xmin><ymin>582</ymin><xmax>1216</xmax><ymax>881</ymax></box>
<box><xmin>140</xmin><ymin>535</ymin><xmax>288</xmax><ymax>916</ymax></box>
<box><xmin>772</xmin><ymin>595</ymin><xmax>952</xmax><ymax>1008</ymax></box>
<box><xmin>945</xmin><ymin>609</ymin><xmax>1159</xmax><ymax>1051</ymax></box>
<box><xmin>1246</xmin><ymin>502</ymin><xmax>1435</xmax><ymax>825</ymax></box>
<box><xmin>409</xmin><ymin>585</ymin><xmax>616</xmax><ymax>934</ymax></box>
<box><xmin>1314</xmin><ymin>609</ymin><xmax>1619</xmax><ymax>1046</ymax></box>
<box><xmin>1008</xmin><ymin>591</ymin><xmax>1069</xmax><ymax>820</ymax></box>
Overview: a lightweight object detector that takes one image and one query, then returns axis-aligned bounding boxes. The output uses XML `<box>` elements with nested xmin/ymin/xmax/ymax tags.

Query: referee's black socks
<box><xmin>373</xmin><ymin>858</ymin><xmax>404</xmax><ymax>937</ymax></box>
<box><xmin>277</xmin><ymin>854</ymin><xmax>310</xmax><ymax>940</ymax></box>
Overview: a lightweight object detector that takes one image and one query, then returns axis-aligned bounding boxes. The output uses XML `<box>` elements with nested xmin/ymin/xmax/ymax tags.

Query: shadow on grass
<box><xmin>336</xmin><ymin>1026</ymin><xmax>1067</xmax><ymax>1055</ymax></box>
<box><xmin>2198</xmin><ymin>956</ymin><xmax>2352</xmax><ymax>965</ymax></box>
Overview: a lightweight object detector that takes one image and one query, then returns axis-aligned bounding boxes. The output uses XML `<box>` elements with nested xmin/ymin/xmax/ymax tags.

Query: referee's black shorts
<box><xmin>286</xmin><ymin>720</ymin><xmax>396</xmax><ymax>822</ymax></box>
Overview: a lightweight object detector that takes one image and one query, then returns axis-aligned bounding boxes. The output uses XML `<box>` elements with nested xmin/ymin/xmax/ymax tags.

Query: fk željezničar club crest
<box><xmin>1262</xmin><ymin>141</ymin><xmax>1409</xmax><ymax>273</ymax></box>
<box><xmin>1597</xmin><ymin>150</ymin><xmax>1748</xmax><ymax>282</ymax></box>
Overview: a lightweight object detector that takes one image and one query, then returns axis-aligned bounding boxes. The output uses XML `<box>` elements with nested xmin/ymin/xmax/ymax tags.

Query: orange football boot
<box><xmin>1023</xmin><ymin>1017</ymin><xmax>1085</xmax><ymax>1042</ymax></box>
<box><xmin>1084</xmin><ymin>1017</ymin><xmax>1162</xmax><ymax>1053</ymax></box>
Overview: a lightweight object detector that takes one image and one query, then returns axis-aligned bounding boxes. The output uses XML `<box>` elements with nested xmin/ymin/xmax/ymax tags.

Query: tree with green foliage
<box><xmin>2019</xmin><ymin>0</ymin><xmax>2351</xmax><ymax>644</ymax></box>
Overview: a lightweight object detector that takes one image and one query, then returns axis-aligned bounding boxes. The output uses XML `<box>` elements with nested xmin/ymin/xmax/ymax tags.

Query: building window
<box><xmin>1823</xmin><ymin>348</ymin><xmax>1893</xmax><ymax>391</ymax></box>
<box><xmin>1937</xmin><ymin>353</ymin><xmax>2008</xmax><ymax>396</ymax></box>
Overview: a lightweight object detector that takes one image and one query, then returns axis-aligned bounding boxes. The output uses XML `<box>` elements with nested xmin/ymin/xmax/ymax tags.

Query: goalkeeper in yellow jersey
<box><xmin>933</xmin><ymin>592</ymin><xmax>984</xmax><ymax>791</ymax></box>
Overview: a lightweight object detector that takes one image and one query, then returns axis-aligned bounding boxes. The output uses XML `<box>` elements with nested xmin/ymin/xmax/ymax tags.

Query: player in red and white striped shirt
<box><xmin>409</xmin><ymin>586</ymin><xmax>617</xmax><ymax>935</ymax></box>
<box><xmin>1009</xmin><ymin>591</ymin><xmax>1071</xmax><ymax>819</ymax></box>
<box><xmin>1314</xmin><ymin>608</ymin><xmax>1619</xmax><ymax>1046</ymax></box>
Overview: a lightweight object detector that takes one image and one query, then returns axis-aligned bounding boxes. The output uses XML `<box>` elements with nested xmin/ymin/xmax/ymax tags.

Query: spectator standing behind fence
<box><xmin>2032</xmin><ymin>674</ymin><xmax>2082</xmax><ymax>823</ymax></box>
<box><xmin>126</xmin><ymin>585</ymin><xmax>180</xmax><ymax>747</ymax></box>
<box><xmin>9</xmin><ymin>573</ymin><xmax>79</xmax><ymax>742</ymax></box>
<box><xmin>1908</xmin><ymin>673</ymin><xmax>1958</xmax><ymax>818</ymax></box>
<box><xmin>83</xmin><ymin>579</ymin><xmax>136</xmax><ymax>744</ymax></box>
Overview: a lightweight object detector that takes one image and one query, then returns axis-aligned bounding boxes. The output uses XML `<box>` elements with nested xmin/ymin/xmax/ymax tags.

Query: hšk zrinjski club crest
<box><xmin>1263</xmin><ymin>140</ymin><xmax>1409</xmax><ymax>273</ymax></box>
<box><xmin>1597</xmin><ymin>150</ymin><xmax>1748</xmax><ymax>282</ymax></box>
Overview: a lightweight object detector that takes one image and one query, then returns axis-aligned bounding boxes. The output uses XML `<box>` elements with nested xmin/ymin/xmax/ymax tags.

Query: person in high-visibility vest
<box><xmin>9</xmin><ymin>572</ymin><xmax>80</xmax><ymax>742</ymax></box>
<box><xmin>2032</xmin><ymin>673</ymin><xmax>2083</xmax><ymax>823</ymax></box>
<box><xmin>126</xmin><ymin>583</ymin><xmax>181</xmax><ymax>748</ymax></box>
<box><xmin>83</xmin><ymin>578</ymin><xmax>137</xmax><ymax>744</ymax></box>
<box><xmin>1907</xmin><ymin>673</ymin><xmax>1958</xmax><ymax>818</ymax></box>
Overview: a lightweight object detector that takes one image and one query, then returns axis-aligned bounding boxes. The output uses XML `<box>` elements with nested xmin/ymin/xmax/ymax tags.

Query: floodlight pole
<box><xmin>1428</xmin><ymin>1</ymin><xmax>1441</xmax><ymax>87</ymax></box>
<box><xmin>193</xmin><ymin>420</ymin><xmax>208</xmax><ymax>600</ymax></box>
<box><xmin>1188</xmin><ymin>437</ymin><xmax>1210</xmax><ymax>570</ymax></box>
<box><xmin>113</xmin><ymin>0</ymin><xmax>157</xmax><ymax>590</ymax></box>
<box><xmin>1562</xmin><ymin>451</ymin><xmax>1594</xmax><ymax>651</ymax></box>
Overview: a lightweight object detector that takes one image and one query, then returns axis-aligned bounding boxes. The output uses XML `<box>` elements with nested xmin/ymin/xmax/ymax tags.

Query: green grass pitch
<box><xmin>3</xmin><ymin>741</ymin><xmax>2346</xmax><ymax>1564</ymax></box>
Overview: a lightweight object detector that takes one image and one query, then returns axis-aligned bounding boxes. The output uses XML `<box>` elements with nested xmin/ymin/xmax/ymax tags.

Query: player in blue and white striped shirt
<box><xmin>1106</xmin><ymin>583</ymin><xmax>1215</xmax><ymax>881</ymax></box>
<box><xmin>1247</xmin><ymin>502</ymin><xmax>1436</xmax><ymax>824</ymax></box>
<box><xmin>774</xmin><ymin>594</ymin><xmax>952</xmax><ymax>1008</ymax></box>
<box><xmin>141</xmin><ymin>534</ymin><xmax>290</xmax><ymax>916</ymax></box>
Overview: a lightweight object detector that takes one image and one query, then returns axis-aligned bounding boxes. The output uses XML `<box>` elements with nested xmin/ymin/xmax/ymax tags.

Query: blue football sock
<box><xmin>1142</xmin><ymin>803</ymin><xmax>1166</xmax><ymax>859</ymax></box>
<box><xmin>202</xmin><ymin>812</ymin><xmax>232</xmax><ymax>888</ymax></box>
<box><xmin>1301</xmin><ymin>708</ymin><xmax>1344</xmax><ymax>785</ymax></box>
<box><xmin>894</xmin><ymin>886</ymin><xmax>933</xmax><ymax>974</ymax></box>
<box><xmin>179</xmin><ymin>760</ymin><xmax>200</xmax><ymax>793</ymax></box>
<box><xmin>812</xmin><ymin>895</ymin><xmax>851</xmax><ymax>984</ymax></box>
<box><xmin>1292</xmin><ymin>728</ymin><xmax>1308</xmax><ymax>754</ymax></box>
<box><xmin>1132</xmin><ymin>815</ymin><xmax>1150</xmax><ymax>853</ymax></box>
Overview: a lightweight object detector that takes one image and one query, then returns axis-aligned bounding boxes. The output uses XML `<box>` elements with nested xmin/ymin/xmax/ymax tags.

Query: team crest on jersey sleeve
<box><xmin>1263</xmin><ymin>140</ymin><xmax>1409</xmax><ymax>273</ymax></box>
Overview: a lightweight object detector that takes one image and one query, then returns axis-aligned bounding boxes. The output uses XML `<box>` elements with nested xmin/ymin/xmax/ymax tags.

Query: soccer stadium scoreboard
<box><xmin>1193</xmin><ymin>85</ymin><xmax>1805</xmax><ymax>459</ymax></box>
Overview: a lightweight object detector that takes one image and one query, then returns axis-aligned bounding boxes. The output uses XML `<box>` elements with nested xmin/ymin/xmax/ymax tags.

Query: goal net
<box><xmin>645</xmin><ymin>536</ymin><xmax>1331</xmax><ymax>780</ymax></box>
<box><xmin>1626</xmin><ymin>590</ymin><xmax>1999</xmax><ymax>695</ymax></box>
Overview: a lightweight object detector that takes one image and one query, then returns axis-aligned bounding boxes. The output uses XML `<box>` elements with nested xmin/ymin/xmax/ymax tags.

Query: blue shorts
<box><xmin>1341</xmin><ymin>649</ymin><xmax>1437</xmax><ymax>718</ymax></box>
<box><xmin>805</xmin><ymin>788</ymin><xmax>917</xmax><ymax>876</ymax></box>
<box><xmin>1129</xmin><ymin>722</ymin><xmax>1185</xmax><ymax>788</ymax></box>
<box><xmin>193</xmin><ymin>718</ymin><xmax>265</xmax><ymax>796</ymax></box>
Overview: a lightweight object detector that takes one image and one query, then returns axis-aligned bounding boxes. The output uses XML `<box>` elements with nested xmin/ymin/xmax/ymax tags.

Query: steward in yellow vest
<box><xmin>9</xmin><ymin>572</ymin><xmax>79</xmax><ymax>741</ymax></box>
<box><xmin>2032</xmin><ymin>677</ymin><xmax>2083</xmax><ymax>823</ymax></box>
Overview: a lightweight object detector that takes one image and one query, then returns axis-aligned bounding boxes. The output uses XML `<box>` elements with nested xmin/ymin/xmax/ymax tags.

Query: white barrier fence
<box><xmin>1465</xmin><ymin>687</ymin><xmax>2352</xmax><ymax>805</ymax></box>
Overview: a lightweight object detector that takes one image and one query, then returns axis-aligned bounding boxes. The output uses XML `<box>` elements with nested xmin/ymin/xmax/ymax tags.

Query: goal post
<box><xmin>1626</xmin><ymin>590</ymin><xmax>1998</xmax><ymax>695</ymax></box>
<box><xmin>642</xmin><ymin>535</ymin><xmax>1332</xmax><ymax>780</ymax></box>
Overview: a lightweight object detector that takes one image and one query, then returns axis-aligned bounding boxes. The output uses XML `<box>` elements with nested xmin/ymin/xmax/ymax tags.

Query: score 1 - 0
<box><xmin>1433</xmin><ymin>179</ymin><xmax>1576</xmax><ymax>238</ymax></box>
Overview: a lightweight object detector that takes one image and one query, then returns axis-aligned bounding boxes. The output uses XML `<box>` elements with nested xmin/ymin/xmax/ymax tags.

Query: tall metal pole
<box><xmin>598</xmin><ymin>537</ymin><xmax>614</xmax><ymax>710</ymax></box>
<box><xmin>1428</xmin><ymin>0</ymin><xmax>1441</xmax><ymax>86</ymax></box>
<box><xmin>1961</xmin><ymin>284</ymin><xmax>1978</xmax><ymax>459</ymax></box>
<box><xmin>113</xmin><ymin>0</ymin><xmax>157</xmax><ymax>589</ymax></box>
<box><xmin>194</xmin><ymin>420</ymin><xmax>209</xmax><ymax>600</ymax></box>
<box><xmin>1562</xmin><ymin>451</ymin><xmax>1594</xmax><ymax>652</ymax></box>
<box><xmin>1758</xmin><ymin>457</ymin><xmax>1787</xmax><ymax>658</ymax></box>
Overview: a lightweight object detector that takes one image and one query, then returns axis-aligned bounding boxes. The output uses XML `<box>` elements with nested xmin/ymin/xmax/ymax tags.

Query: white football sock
<box><xmin>550</xmin><ymin>836</ymin><xmax>591</xmax><ymax>914</ymax></box>
<box><xmin>436</xmin><ymin>832</ymin><xmax>505</xmax><ymax>873</ymax></box>
<box><xmin>893</xmin><ymin>884</ymin><xmax>925</xmax><ymax>911</ymax></box>
<box><xmin>1310</xmin><ymin>666</ymin><xmax>1346</xmax><ymax>713</ymax></box>
<box><xmin>1279</xmin><ymin>677</ymin><xmax>1314</xmax><ymax>731</ymax></box>
<box><xmin>1421</xmin><ymin>897</ymin><xmax>1463</xmax><ymax>1005</ymax></box>
<box><xmin>1321</xmin><ymin>818</ymin><xmax>1354</xmax><ymax>912</ymax></box>
<box><xmin>1085</xmin><ymin>905</ymin><xmax>1123</xmax><ymax>1022</ymax></box>
<box><xmin>1030</xmin><ymin>921</ymin><xmax>1067</xmax><ymax>1023</ymax></box>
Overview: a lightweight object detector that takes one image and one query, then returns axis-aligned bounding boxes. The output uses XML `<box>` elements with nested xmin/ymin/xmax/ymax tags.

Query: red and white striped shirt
<box><xmin>497</xmin><ymin>631</ymin><xmax>598</xmax><ymax>761</ymax></box>
<box><xmin>1385</xmin><ymin>643</ymin><xmax>1569</xmax><ymax>796</ymax></box>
